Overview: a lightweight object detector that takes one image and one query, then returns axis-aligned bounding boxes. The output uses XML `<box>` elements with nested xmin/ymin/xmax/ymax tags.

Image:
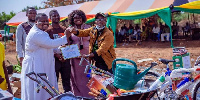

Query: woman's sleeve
<box><xmin>77</xmin><ymin>27</ymin><xmax>93</xmax><ymax>37</ymax></box>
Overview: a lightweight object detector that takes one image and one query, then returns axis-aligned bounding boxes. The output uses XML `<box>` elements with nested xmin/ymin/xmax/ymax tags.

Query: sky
<box><xmin>0</xmin><ymin>0</ymin><xmax>44</xmax><ymax>14</ymax></box>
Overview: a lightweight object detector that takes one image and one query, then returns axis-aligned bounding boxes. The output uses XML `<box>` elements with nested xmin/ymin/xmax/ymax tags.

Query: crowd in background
<box><xmin>114</xmin><ymin>20</ymin><xmax>192</xmax><ymax>45</ymax></box>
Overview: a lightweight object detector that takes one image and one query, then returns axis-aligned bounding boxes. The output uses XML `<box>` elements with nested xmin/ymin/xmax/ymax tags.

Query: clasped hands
<box><xmin>64</xmin><ymin>26</ymin><xmax>77</xmax><ymax>38</ymax></box>
<box><xmin>64</xmin><ymin>26</ymin><xmax>77</xmax><ymax>43</ymax></box>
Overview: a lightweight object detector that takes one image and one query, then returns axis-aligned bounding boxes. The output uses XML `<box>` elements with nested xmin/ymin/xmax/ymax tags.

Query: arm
<box><xmin>16</xmin><ymin>24</ymin><xmax>24</xmax><ymax>64</ymax></box>
<box><xmin>3</xmin><ymin>61</ymin><xmax>12</xmax><ymax>94</ymax></box>
<box><xmin>73</xmin><ymin>27</ymin><xmax>93</xmax><ymax>37</ymax></box>
<box><xmin>33</xmin><ymin>32</ymin><xmax>67</xmax><ymax>49</ymax></box>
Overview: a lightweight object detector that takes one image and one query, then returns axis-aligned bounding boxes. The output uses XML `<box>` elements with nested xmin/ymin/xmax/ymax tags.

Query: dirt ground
<box><xmin>2</xmin><ymin>39</ymin><xmax>200</xmax><ymax>93</ymax></box>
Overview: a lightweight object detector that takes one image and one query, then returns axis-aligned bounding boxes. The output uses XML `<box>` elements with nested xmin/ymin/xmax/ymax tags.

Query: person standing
<box><xmin>68</xmin><ymin>12</ymin><xmax>116</xmax><ymax>73</ymax></box>
<box><xmin>21</xmin><ymin>13</ymin><xmax>69</xmax><ymax>100</ymax></box>
<box><xmin>46</xmin><ymin>9</ymin><xmax>71</xmax><ymax>93</ymax></box>
<box><xmin>16</xmin><ymin>7</ymin><xmax>37</xmax><ymax>65</ymax></box>
<box><xmin>0</xmin><ymin>43</ymin><xmax>12</xmax><ymax>94</ymax></box>
<box><xmin>67</xmin><ymin>10</ymin><xmax>91</xmax><ymax>97</ymax></box>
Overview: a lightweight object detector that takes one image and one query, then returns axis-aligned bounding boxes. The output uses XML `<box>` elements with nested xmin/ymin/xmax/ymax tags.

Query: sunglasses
<box><xmin>95</xmin><ymin>18</ymin><xmax>105</xmax><ymax>21</ymax></box>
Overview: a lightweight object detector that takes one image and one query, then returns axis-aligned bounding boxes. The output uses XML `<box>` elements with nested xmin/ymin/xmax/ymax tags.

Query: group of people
<box><xmin>14</xmin><ymin>7</ymin><xmax>116</xmax><ymax>100</ymax></box>
<box><xmin>117</xmin><ymin>24</ymin><xmax>141</xmax><ymax>45</ymax></box>
<box><xmin>116</xmin><ymin>20</ymin><xmax>193</xmax><ymax>44</ymax></box>
<box><xmin>116</xmin><ymin>22</ymin><xmax>172</xmax><ymax>43</ymax></box>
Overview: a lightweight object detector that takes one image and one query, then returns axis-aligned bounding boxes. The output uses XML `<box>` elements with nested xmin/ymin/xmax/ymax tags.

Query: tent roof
<box><xmin>173</xmin><ymin>0</ymin><xmax>189</xmax><ymax>6</ymax></box>
<box><xmin>174</xmin><ymin>0</ymin><xmax>200</xmax><ymax>14</ymax></box>
<box><xmin>7</xmin><ymin>0</ymin><xmax>174</xmax><ymax>27</ymax></box>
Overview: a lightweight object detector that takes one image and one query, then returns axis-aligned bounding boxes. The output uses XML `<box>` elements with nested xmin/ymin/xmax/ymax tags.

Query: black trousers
<box><xmin>152</xmin><ymin>33</ymin><xmax>158</xmax><ymax>41</ymax></box>
<box><xmin>55</xmin><ymin>58</ymin><xmax>71</xmax><ymax>92</ymax></box>
<box><xmin>94</xmin><ymin>56</ymin><xmax>113</xmax><ymax>74</ymax></box>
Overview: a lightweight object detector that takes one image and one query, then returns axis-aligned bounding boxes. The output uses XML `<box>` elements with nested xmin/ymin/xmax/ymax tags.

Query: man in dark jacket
<box><xmin>46</xmin><ymin>9</ymin><xmax>71</xmax><ymax>92</ymax></box>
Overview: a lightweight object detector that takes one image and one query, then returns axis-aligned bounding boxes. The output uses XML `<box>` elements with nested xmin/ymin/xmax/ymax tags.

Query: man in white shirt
<box><xmin>152</xmin><ymin>24</ymin><xmax>160</xmax><ymax>41</ymax></box>
<box><xmin>16</xmin><ymin>7</ymin><xmax>37</xmax><ymax>65</ymax></box>
<box><xmin>21</xmin><ymin>13</ymin><xmax>70</xmax><ymax>100</ymax></box>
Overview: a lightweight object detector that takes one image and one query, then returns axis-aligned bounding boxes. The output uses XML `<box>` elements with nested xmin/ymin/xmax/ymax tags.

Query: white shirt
<box><xmin>16</xmin><ymin>21</ymin><xmax>34</xmax><ymax>58</ymax></box>
<box><xmin>21</xmin><ymin>25</ymin><xmax>67</xmax><ymax>100</ymax></box>
<box><xmin>119</xmin><ymin>29</ymin><xmax>126</xmax><ymax>35</ymax></box>
<box><xmin>152</xmin><ymin>27</ymin><xmax>160</xmax><ymax>34</ymax></box>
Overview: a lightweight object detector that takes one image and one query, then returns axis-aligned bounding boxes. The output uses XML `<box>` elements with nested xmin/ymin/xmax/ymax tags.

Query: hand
<box><xmin>55</xmin><ymin>54</ymin><xmax>65</xmax><ymax>62</ymax></box>
<box><xmin>88</xmin><ymin>88</ymin><xmax>100</xmax><ymax>97</ymax></box>
<box><xmin>64</xmin><ymin>29</ymin><xmax>72</xmax><ymax>38</ymax></box>
<box><xmin>64</xmin><ymin>29</ymin><xmax>72</xmax><ymax>44</ymax></box>
<box><xmin>59</xmin><ymin>57</ymin><xmax>65</xmax><ymax>62</ymax></box>
<box><xmin>68</xmin><ymin>26</ymin><xmax>78</xmax><ymax>34</ymax></box>
<box><xmin>19</xmin><ymin>57</ymin><xmax>24</xmax><ymax>66</ymax></box>
<box><xmin>88</xmin><ymin>53</ymin><xmax>94</xmax><ymax>58</ymax></box>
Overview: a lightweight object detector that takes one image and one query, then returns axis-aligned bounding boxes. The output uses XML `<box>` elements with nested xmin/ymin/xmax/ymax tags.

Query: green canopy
<box><xmin>106</xmin><ymin>7</ymin><xmax>173</xmax><ymax>48</ymax></box>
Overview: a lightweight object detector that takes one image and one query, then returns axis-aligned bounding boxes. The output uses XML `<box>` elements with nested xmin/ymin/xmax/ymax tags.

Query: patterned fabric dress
<box><xmin>69</xmin><ymin>24</ymin><xmax>92</xmax><ymax>97</ymax></box>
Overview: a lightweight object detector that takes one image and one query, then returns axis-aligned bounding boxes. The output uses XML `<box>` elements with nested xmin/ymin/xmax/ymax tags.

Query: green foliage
<box><xmin>0</xmin><ymin>11</ymin><xmax>16</xmax><ymax>29</ymax></box>
<box><xmin>173</xmin><ymin>12</ymin><xmax>188</xmax><ymax>22</ymax></box>
<box><xmin>7</xmin><ymin>58</ymin><xmax>22</xmax><ymax>73</ymax></box>
<box><xmin>13</xmin><ymin>56</ymin><xmax>22</xmax><ymax>73</ymax></box>
<box><xmin>157</xmin><ymin>18</ymin><xmax>165</xmax><ymax>24</ymax></box>
<box><xmin>13</xmin><ymin>65</ymin><xmax>22</xmax><ymax>73</ymax></box>
<box><xmin>133</xmin><ymin>19</ymin><xmax>141</xmax><ymax>24</ymax></box>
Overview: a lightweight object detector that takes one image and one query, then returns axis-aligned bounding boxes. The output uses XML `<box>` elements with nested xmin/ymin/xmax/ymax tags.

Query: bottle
<box><xmin>175</xmin><ymin>81</ymin><xmax>192</xmax><ymax>95</ymax></box>
<box><xmin>148</xmin><ymin>76</ymin><xmax>165</xmax><ymax>91</ymax></box>
<box><xmin>176</xmin><ymin>77</ymin><xmax>189</xmax><ymax>88</ymax></box>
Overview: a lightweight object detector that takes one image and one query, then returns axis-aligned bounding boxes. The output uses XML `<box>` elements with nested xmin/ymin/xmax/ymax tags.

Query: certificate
<box><xmin>60</xmin><ymin>44</ymin><xmax>81</xmax><ymax>59</ymax></box>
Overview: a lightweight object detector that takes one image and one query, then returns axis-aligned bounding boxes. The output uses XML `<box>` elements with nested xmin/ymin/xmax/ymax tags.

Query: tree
<box><xmin>0</xmin><ymin>11</ymin><xmax>16</xmax><ymax>29</ymax></box>
<box><xmin>42</xmin><ymin>0</ymin><xmax>99</xmax><ymax>8</ymax></box>
<box><xmin>173</xmin><ymin>12</ymin><xmax>188</xmax><ymax>22</ymax></box>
